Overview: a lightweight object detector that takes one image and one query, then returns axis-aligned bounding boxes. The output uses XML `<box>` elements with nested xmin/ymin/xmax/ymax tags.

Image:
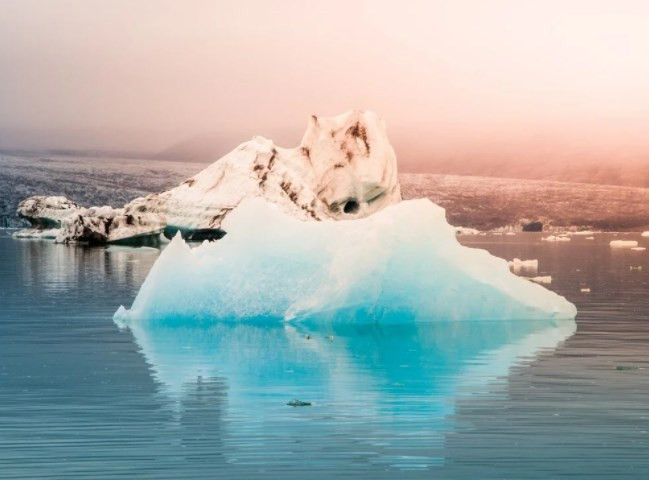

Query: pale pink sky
<box><xmin>1</xmin><ymin>0</ymin><xmax>649</xmax><ymax>167</ymax></box>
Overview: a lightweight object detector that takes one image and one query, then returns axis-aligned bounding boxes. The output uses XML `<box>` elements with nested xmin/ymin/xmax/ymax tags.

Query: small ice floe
<box><xmin>508</xmin><ymin>258</ymin><xmax>539</xmax><ymax>273</ymax></box>
<box><xmin>642</xmin><ymin>231</ymin><xmax>649</xmax><ymax>237</ymax></box>
<box><xmin>287</xmin><ymin>399</ymin><xmax>311</xmax><ymax>407</ymax></box>
<box><xmin>105</xmin><ymin>246</ymin><xmax>159</xmax><ymax>254</ymax></box>
<box><xmin>492</xmin><ymin>232</ymin><xmax>503</xmax><ymax>236</ymax></box>
<box><xmin>505</xmin><ymin>232</ymin><xmax>516</xmax><ymax>236</ymax></box>
<box><xmin>454</xmin><ymin>226</ymin><xmax>481</xmax><ymax>235</ymax></box>
<box><xmin>629</xmin><ymin>266</ymin><xmax>643</xmax><ymax>271</ymax></box>
<box><xmin>632</xmin><ymin>247</ymin><xmax>646</xmax><ymax>251</ymax></box>
<box><xmin>525</xmin><ymin>276</ymin><xmax>552</xmax><ymax>284</ymax></box>
<box><xmin>610</xmin><ymin>240</ymin><xmax>638</xmax><ymax>248</ymax></box>
<box><xmin>12</xmin><ymin>228</ymin><xmax>61</xmax><ymax>240</ymax></box>
<box><xmin>585</xmin><ymin>236</ymin><xmax>595</xmax><ymax>240</ymax></box>
<box><xmin>542</xmin><ymin>235</ymin><xmax>570</xmax><ymax>242</ymax></box>
<box><xmin>580</xmin><ymin>287</ymin><xmax>591</xmax><ymax>293</ymax></box>
<box><xmin>568</xmin><ymin>230</ymin><xmax>595</xmax><ymax>236</ymax></box>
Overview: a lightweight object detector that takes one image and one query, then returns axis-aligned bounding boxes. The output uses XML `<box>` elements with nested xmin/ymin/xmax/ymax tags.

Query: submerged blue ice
<box><xmin>114</xmin><ymin>198</ymin><xmax>576</xmax><ymax>326</ymax></box>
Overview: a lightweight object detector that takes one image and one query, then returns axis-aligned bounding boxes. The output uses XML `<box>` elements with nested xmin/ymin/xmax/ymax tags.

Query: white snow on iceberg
<box><xmin>114</xmin><ymin>197</ymin><xmax>576</xmax><ymax>325</ymax></box>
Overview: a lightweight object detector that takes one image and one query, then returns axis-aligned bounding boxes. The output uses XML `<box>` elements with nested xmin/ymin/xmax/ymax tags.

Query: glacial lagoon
<box><xmin>1</xmin><ymin>230</ymin><xmax>648</xmax><ymax>479</ymax></box>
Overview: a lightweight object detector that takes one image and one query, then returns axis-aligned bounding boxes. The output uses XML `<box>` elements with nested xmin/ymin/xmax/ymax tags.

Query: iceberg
<box><xmin>15</xmin><ymin>110</ymin><xmax>401</xmax><ymax>244</ymax></box>
<box><xmin>15</xmin><ymin>195</ymin><xmax>83</xmax><ymax>237</ymax></box>
<box><xmin>115</xmin><ymin>197</ymin><xmax>576</xmax><ymax>325</ymax></box>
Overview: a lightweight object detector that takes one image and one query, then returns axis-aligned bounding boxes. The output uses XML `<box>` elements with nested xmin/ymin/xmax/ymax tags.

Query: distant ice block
<box><xmin>542</xmin><ymin>235</ymin><xmax>571</xmax><ymax>242</ymax></box>
<box><xmin>631</xmin><ymin>247</ymin><xmax>646</xmax><ymax>251</ymax></box>
<box><xmin>14</xmin><ymin>196</ymin><xmax>82</xmax><ymax>239</ymax></box>
<box><xmin>610</xmin><ymin>240</ymin><xmax>638</xmax><ymax>248</ymax></box>
<box><xmin>642</xmin><ymin>231</ymin><xmax>649</xmax><ymax>237</ymax></box>
<box><xmin>525</xmin><ymin>276</ymin><xmax>552</xmax><ymax>285</ymax></box>
<box><xmin>454</xmin><ymin>226</ymin><xmax>480</xmax><ymax>235</ymax></box>
<box><xmin>114</xmin><ymin>198</ymin><xmax>576</xmax><ymax>325</ymax></box>
<box><xmin>508</xmin><ymin>258</ymin><xmax>539</xmax><ymax>272</ymax></box>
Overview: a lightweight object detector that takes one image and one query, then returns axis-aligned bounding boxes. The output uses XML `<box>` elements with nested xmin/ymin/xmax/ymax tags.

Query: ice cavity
<box><xmin>114</xmin><ymin>197</ymin><xmax>576</xmax><ymax>325</ymax></box>
<box><xmin>15</xmin><ymin>110</ymin><xmax>401</xmax><ymax>244</ymax></box>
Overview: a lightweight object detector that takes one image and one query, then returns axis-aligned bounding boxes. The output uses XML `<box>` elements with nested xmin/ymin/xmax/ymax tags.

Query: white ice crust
<box><xmin>115</xmin><ymin>197</ymin><xmax>577</xmax><ymax>325</ymax></box>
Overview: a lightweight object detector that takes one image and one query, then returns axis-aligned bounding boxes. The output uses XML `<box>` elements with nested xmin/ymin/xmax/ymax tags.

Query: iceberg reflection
<box><xmin>124</xmin><ymin>316</ymin><xmax>575</xmax><ymax>468</ymax></box>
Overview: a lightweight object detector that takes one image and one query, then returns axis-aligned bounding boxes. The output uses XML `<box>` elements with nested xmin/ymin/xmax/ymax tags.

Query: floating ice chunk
<box><xmin>508</xmin><ymin>258</ymin><xmax>539</xmax><ymax>269</ymax></box>
<box><xmin>508</xmin><ymin>258</ymin><xmax>539</xmax><ymax>274</ymax></box>
<box><xmin>105</xmin><ymin>246</ymin><xmax>160</xmax><ymax>254</ymax></box>
<box><xmin>454</xmin><ymin>226</ymin><xmax>480</xmax><ymax>235</ymax></box>
<box><xmin>542</xmin><ymin>235</ymin><xmax>571</xmax><ymax>242</ymax></box>
<box><xmin>525</xmin><ymin>276</ymin><xmax>552</xmax><ymax>285</ymax></box>
<box><xmin>12</xmin><ymin>228</ymin><xmax>61</xmax><ymax>240</ymax></box>
<box><xmin>16</xmin><ymin>195</ymin><xmax>82</xmax><ymax>229</ymax></box>
<box><xmin>610</xmin><ymin>240</ymin><xmax>638</xmax><ymax>248</ymax></box>
<box><xmin>631</xmin><ymin>247</ymin><xmax>646</xmax><ymax>251</ymax></box>
<box><xmin>568</xmin><ymin>230</ymin><xmax>595</xmax><ymax>236</ymax></box>
<box><xmin>114</xmin><ymin>198</ymin><xmax>576</xmax><ymax>325</ymax></box>
<box><xmin>642</xmin><ymin>231</ymin><xmax>649</xmax><ymax>237</ymax></box>
<box><xmin>580</xmin><ymin>287</ymin><xmax>591</xmax><ymax>293</ymax></box>
<box><xmin>585</xmin><ymin>236</ymin><xmax>595</xmax><ymax>240</ymax></box>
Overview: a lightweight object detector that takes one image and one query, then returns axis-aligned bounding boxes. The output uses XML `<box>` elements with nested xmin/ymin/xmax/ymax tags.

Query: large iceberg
<box><xmin>15</xmin><ymin>110</ymin><xmax>401</xmax><ymax>244</ymax></box>
<box><xmin>115</xmin><ymin>197</ymin><xmax>576</xmax><ymax>325</ymax></box>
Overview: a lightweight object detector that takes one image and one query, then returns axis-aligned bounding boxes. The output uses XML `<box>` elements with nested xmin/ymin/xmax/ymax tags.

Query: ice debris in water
<box><xmin>631</xmin><ymin>247</ymin><xmax>646</xmax><ymax>251</ymax></box>
<box><xmin>287</xmin><ymin>399</ymin><xmax>312</xmax><ymax>407</ymax></box>
<box><xmin>454</xmin><ymin>226</ymin><xmax>480</xmax><ymax>235</ymax></box>
<box><xmin>642</xmin><ymin>231</ymin><xmax>649</xmax><ymax>237</ymax></box>
<box><xmin>114</xmin><ymin>197</ymin><xmax>576</xmax><ymax>326</ymax></box>
<box><xmin>610</xmin><ymin>240</ymin><xmax>638</xmax><ymax>248</ymax></box>
<box><xmin>508</xmin><ymin>258</ymin><xmax>539</xmax><ymax>272</ymax></box>
<box><xmin>542</xmin><ymin>235</ymin><xmax>570</xmax><ymax>242</ymax></box>
<box><xmin>524</xmin><ymin>276</ymin><xmax>552</xmax><ymax>285</ymax></box>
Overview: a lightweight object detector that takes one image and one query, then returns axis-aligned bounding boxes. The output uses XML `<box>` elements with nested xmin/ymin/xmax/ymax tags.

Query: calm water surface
<box><xmin>0</xmin><ymin>231</ymin><xmax>647</xmax><ymax>479</ymax></box>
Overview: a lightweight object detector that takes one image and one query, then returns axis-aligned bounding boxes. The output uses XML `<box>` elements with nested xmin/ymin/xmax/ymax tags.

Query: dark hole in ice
<box><xmin>522</xmin><ymin>220</ymin><xmax>543</xmax><ymax>232</ymax></box>
<box><xmin>343</xmin><ymin>199</ymin><xmax>359</xmax><ymax>214</ymax></box>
